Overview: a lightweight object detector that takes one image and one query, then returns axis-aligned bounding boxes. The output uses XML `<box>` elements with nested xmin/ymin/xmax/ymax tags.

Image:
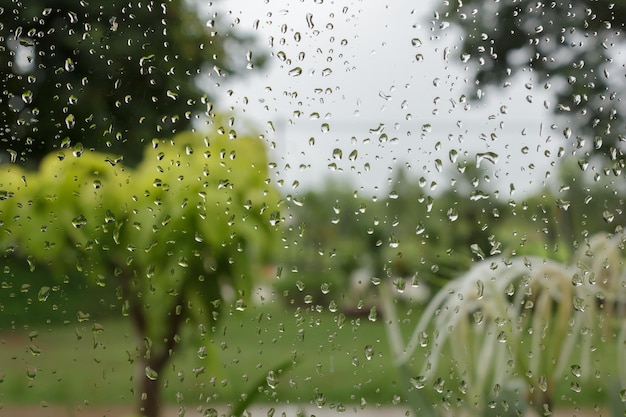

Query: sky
<box><xmin>208</xmin><ymin>0</ymin><xmax>559</xmax><ymax>197</ymax></box>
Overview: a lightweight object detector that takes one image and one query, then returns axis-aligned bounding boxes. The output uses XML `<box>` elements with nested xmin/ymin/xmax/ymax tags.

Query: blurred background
<box><xmin>1</xmin><ymin>1</ymin><xmax>625</xmax><ymax>416</ymax></box>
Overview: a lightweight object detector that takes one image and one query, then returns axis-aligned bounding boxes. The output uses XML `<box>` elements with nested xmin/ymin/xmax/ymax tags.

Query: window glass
<box><xmin>1</xmin><ymin>1</ymin><xmax>624</xmax><ymax>417</ymax></box>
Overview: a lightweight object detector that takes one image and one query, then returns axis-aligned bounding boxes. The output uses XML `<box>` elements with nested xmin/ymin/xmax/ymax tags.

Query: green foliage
<box><xmin>0</xmin><ymin>1</ymin><xmax>266</xmax><ymax>165</ymax></box>
<box><xmin>0</xmin><ymin>129</ymin><xmax>281</xmax><ymax>415</ymax></box>
<box><xmin>1</xmin><ymin>129</ymin><xmax>280</xmax><ymax>330</ymax></box>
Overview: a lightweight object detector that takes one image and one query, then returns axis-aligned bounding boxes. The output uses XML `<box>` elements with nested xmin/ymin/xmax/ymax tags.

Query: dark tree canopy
<box><xmin>0</xmin><ymin>0</ymin><xmax>265</xmax><ymax>165</ymax></box>
<box><xmin>437</xmin><ymin>0</ymin><xmax>625</xmax><ymax>169</ymax></box>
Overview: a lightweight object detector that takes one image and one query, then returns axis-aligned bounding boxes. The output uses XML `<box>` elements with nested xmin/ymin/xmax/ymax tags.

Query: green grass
<box><xmin>0</xmin><ymin>300</ymin><xmax>620</xmax><ymax>412</ymax></box>
<box><xmin>0</xmin><ymin>300</ymin><xmax>409</xmax><ymax>408</ymax></box>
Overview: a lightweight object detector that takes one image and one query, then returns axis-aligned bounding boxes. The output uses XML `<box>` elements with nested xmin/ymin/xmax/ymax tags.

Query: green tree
<box><xmin>437</xmin><ymin>1</ymin><xmax>625</xmax><ymax>168</ymax></box>
<box><xmin>0</xmin><ymin>130</ymin><xmax>282</xmax><ymax>417</ymax></box>
<box><xmin>0</xmin><ymin>1</ymin><xmax>265</xmax><ymax>165</ymax></box>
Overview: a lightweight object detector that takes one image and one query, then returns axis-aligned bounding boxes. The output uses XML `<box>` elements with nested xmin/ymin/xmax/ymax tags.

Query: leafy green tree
<box><xmin>0</xmin><ymin>1</ymin><xmax>265</xmax><ymax>165</ymax></box>
<box><xmin>437</xmin><ymin>1</ymin><xmax>625</xmax><ymax>167</ymax></box>
<box><xmin>0</xmin><ymin>130</ymin><xmax>281</xmax><ymax>417</ymax></box>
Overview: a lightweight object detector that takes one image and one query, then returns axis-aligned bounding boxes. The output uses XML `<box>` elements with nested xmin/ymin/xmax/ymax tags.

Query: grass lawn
<box><xmin>0</xmin><ymin>299</ymin><xmax>620</xmax><ymax>412</ymax></box>
<box><xmin>0</xmin><ymin>300</ymin><xmax>406</xmax><ymax>409</ymax></box>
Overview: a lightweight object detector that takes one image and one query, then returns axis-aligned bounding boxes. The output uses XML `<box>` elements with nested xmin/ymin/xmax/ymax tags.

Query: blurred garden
<box><xmin>1</xmin><ymin>141</ymin><xmax>625</xmax><ymax>416</ymax></box>
<box><xmin>1</xmin><ymin>1</ymin><xmax>626</xmax><ymax>417</ymax></box>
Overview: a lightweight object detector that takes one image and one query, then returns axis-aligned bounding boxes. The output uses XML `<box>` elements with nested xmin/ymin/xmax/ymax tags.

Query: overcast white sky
<box><xmin>209</xmin><ymin>0</ymin><xmax>558</xmax><ymax>197</ymax></box>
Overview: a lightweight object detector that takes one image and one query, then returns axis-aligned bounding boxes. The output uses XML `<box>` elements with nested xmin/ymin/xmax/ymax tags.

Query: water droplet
<box><xmin>563</xmin><ymin>127</ymin><xmax>572</xmax><ymax>139</ymax></box>
<box><xmin>573</xmin><ymin>296</ymin><xmax>586</xmax><ymax>312</ymax></box>
<box><xmin>77</xmin><ymin>311</ymin><xmax>90</xmax><ymax>322</ymax></box>
<box><xmin>418</xmin><ymin>332</ymin><xmax>429</xmax><ymax>347</ymax></box>
<box><xmin>446</xmin><ymin>208</ymin><xmax>458</xmax><ymax>222</ymax></box>
<box><xmin>459</xmin><ymin>380</ymin><xmax>468</xmax><ymax>394</ymax></box>
<box><xmin>28</xmin><ymin>344</ymin><xmax>41</xmax><ymax>356</ymax></box>
<box><xmin>473</xmin><ymin>311</ymin><xmax>484</xmax><ymax>324</ymax></box>
<box><xmin>410</xmin><ymin>376</ymin><xmax>426</xmax><ymax>390</ymax></box>
<box><xmin>470</xmin><ymin>190</ymin><xmax>490</xmax><ymax>201</ymax></box>
<box><xmin>315</xmin><ymin>393</ymin><xmax>326</xmax><ymax>408</ymax></box>
<box><xmin>411</xmin><ymin>38</ymin><xmax>422</xmax><ymax>47</ymax></box>
<box><xmin>332</xmin><ymin>148</ymin><xmax>342</xmax><ymax>160</ymax></box>
<box><xmin>25</xmin><ymin>256</ymin><xmax>35</xmax><ymax>272</ymax></box>
<box><xmin>470</xmin><ymin>244</ymin><xmax>485</xmax><ymax>260</ymax></box>
<box><xmin>266</xmin><ymin>370</ymin><xmax>279</xmax><ymax>389</ymax></box>
<box><xmin>197</xmin><ymin>346</ymin><xmax>207</xmax><ymax>359</ymax></box>
<box><xmin>433</xmin><ymin>378</ymin><xmax>445</xmax><ymax>393</ymax></box>
<box><xmin>65</xmin><ymin>114</ymin><xmax>76</xmax><ymax>129</ymax></box>
<box><xmin>26</xmin><ymin>366</ymin><xmax>38</xmax><ymax>380</ymax></box>
<box><xmin>67</xmin><ymin>11</ymin><xmax>78</xmax><ymax>23</ymax></box>
<box><xmin>475</xmin><ymin>152</ymin><xmax>498</xmax><ymax>167</ymax></box>
<box><xmin>71</xmin><ymin>215</ymin><xmax>87</xmax><ymax>229</ymax></box>
<box><xmin>235</xmin><ymin>299</ymin><xmax>247</xmax><ymax>311</ymax></box>
<box><xmin>21</xmin><ymin>90</ymin><xmax>33</xmax><ymax>104</ymax></box>
<box><xmin>475</xmin><ymin>280</ymin><xmax>484</xmax><ymax>299</ymax></box>
<box><xmin>38</xmin><ymin>286</ymin><xmax>50</xmax><ymax>302</ymax></box>
<box><xmin>555</xmin><ymin>199</ymin><xmax>570</xmax><ymax>210</ymax></box>
<box><xmin>393</xmin><ymin>278</ymin><xmax>405</xmax><ymax>292</ymax></box>
<box><xmin>145</xmin><ymin>366</ymin><xmax>159</xmax><ymax>381</ymax></box>
<box><xmin>72</xmin><ymin>142</ymin><xmax>84</xmax><ymax>157</ymax></box>
<box><xmin>337</xmin><ymin>313</ymin><xmax>345</xmax><ymax>329</ymax></box>
<box><xmin>368</xmin><ymin>306</ymin><xmax>377</xmax><ymax>322</ymax></box>
<box><xmin>571</xmin><ymin>364</ymin><xmax>582</xmax><ymax>378</ymax></box>
<box><xmin>64</xmin><ymin>58</ymin><xmax>75</xmax><ymax>72</ymax></box>
<box><xmin>288</xmin><ymin>67</ymin><xmax>303</xmax><ymax>77</ymax></box>
<box><xmin>306</xmin><ymin>13</ymin><xmax>315</xmax><ymax>29</ymax></box>
<box><xmin>364</xmin><ymin>345</ymin><xmax>374</xmax><ymax>360</ymax></box>
<box><xmin>378</xmin><ymin>91</ymin><xmax>392</xmax><ymax>101</ymax></box>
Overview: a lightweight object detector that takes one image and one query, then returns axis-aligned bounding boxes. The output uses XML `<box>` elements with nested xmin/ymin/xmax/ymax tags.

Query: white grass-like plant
<box><xmin>383</xmin><ymin>230</ymin><xmax>626</xmax><ymax>416</ymax></box>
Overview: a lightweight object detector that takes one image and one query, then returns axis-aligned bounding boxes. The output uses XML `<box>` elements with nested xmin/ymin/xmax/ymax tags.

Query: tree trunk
<box><xmin>132</xmin><ymin>297</ymin><xmax>185</xmax><ymax>417</ymax></box>
<box><xmin>117</xmin><ymin>268</ymin><xmax>185</xmax><ymax>417</ymax></box>
<box><xmin>138</xmin><ymin>358</ymin><xmax>162</xmax><ymax>417</ymax></box>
